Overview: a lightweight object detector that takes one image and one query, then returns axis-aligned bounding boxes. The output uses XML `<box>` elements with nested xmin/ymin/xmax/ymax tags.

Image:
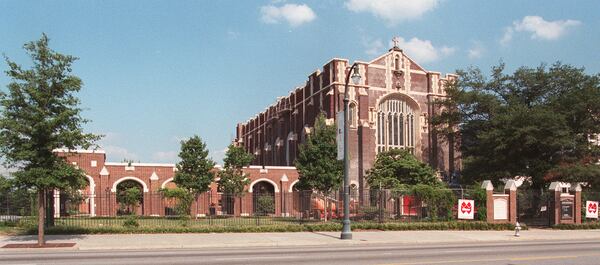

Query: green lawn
<box><xmin>52</xmin><ymin>216</ymin><xmax>325</xmax><ymax>228</ymax></box>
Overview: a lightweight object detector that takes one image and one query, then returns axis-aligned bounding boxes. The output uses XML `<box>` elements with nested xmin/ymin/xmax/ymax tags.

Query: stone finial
<box><xmin>575</xmin><ymin>183</ymin><xmax>583</xmax><ymax>192</ymax></box>
<box><xmin>281</xmin><ymin>174</ymin><xmax>289</xmax><ymax>182</ymax></box>
<box><xmin>392</xmin><ymin>36</ymin><xmax>400</xmax><ymax>48</ymax></box>
<box><xmin>390</xmin><ymin>36</ymin><xmax>403</xmax><ymax>52</ymax></box>
<box><xmin>549</xmin><ymin>182</ymin><xmax>562</xmax><ymax>191</ymax></box>
<box><xmin>99</xmin><ymin>166</ymin><xmax>109</xmax><ymax>176</ymax></box>
<box><xmin>504</xmin><ymin>180</ymin><xmax>517</xmax><ymax>191</ymax></box>
<box><xmin>481</xmin><ymin>180</ymin><xmax>494</xmax><ymax>191</ymax></box>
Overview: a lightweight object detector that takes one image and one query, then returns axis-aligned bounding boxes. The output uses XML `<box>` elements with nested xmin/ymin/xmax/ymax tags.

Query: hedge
<box><xmin>552</xmin><ymin>223</ymin><xmax>600</xmax><ymax>230</ymax></box>
<box><xmin>28</xmin><ymin>221</ymin><xmax>523</xmax><ymax>235</ymax></box>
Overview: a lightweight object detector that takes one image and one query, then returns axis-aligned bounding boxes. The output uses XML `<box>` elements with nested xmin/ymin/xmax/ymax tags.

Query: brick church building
<box><xmin>235</xmin><ymin>42</ymin><xmax>461</xmax><ymax>191</ymax></box>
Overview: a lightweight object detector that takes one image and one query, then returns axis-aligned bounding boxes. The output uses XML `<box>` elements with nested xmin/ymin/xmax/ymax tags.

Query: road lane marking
<box><xmin>379</xmin><ymin>254</ymin><xmax>595</xmax><ymax>265</ymax></box>
<box><xmin>215</xmin><ymin>256</ymin><xmax>300</xmax><ymax>261</ymax></box>
<box><xmin>510</xmin><ymin>255</ymin><xmax>576</xmax><ymax>261</ymax></box>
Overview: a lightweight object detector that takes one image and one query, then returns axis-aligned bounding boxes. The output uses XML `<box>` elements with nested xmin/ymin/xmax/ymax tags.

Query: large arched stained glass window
<box><xmin>376</xmin><ymin>98</ymin><xmax>416</xmax><ymax>153</ymax></box>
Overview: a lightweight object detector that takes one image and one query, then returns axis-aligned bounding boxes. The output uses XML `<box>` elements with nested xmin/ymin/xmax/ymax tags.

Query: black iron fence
<box><xmin>0</xmin><ymin>188</ymin><xmax>490</xmax><ymax>228</ymax></box>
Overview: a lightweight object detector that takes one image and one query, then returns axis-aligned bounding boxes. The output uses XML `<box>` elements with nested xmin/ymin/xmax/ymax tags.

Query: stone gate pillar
<box><xmin>481</xmin><ymin>180</ymin><xmax>494</xmax><ymax>223</ymax></box>
<box><xmin>575</xmin><ymin>183</ymin><xmax>582</xmax><ymax>224</ymax></box>
<box><xmin>504</xmin><ymin>180</ymin><xmax>517</xmax><ymax>224</ymax></box>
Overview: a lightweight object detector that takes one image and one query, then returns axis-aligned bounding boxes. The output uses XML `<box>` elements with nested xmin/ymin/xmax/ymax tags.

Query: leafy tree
<box><xmin>116</xmin><ymin>181</ymin><xmax>142</xmax><ymax>215</ymax></box>
<box><xmin>218</xmin><ymin>144</ymin><xmax>253</xmax><ymax>213</ymax></box>
<box><xmin>429</xmin><ymin>78</ymin><xmax>462</xmax><ymax>180</ymax></box>
<box><xmin>443</xmin><ymin>62</ymin><xmax>600</xmax><ymax>189</ymax></box>
<box><xmin>295</xmin><ymin>113</ymin><xmax>343</xmax><ymax>194</ymax></box>
<box><xmin>254</xmin><ymin>195</ymin><xmax>275</xmax><ymax>216</ymax></box>
<box><xmin>0</xmin><ymin>34</ymin><xmax>100</xmax><ymax>246</ymax></box>
<box><xmin>0</xmin><ymin>175</ymin><xmax>11</xmax><ymax>191</ymax></box>
<box><xmin>366</xmin><ymin>148</ymin><xmax>440</xmax><ymax>190</ymax></box>
<box><xmin>410</xmin><ymin>184</ymin><xmax>455</xmax><ymax>220</ymax></box>
<box><xmin>170</xmin><ymin>135</ymin><xmax>215</xmax><ymax>216</ymax></box>
<box><xmin>174</xmin><ymin>136</ymin><xmax>215</xmax><ymax>194</ymax></box>
<box><xmin>160</xmin><ymin>187</ymin><xmax>193</xmax><ymax>217</ymax></box>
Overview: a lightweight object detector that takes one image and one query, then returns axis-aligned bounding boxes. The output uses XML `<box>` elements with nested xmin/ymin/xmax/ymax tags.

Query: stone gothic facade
<box><xmin>235</xmin><ymin>46</ymin><xmax>461</xmax><ymax>190</ymax></box>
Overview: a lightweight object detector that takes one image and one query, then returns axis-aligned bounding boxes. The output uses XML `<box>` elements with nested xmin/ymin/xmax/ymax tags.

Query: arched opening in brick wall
<box><xmin>58</xmin><ymin>175</ymin><xmax>96</xmax><ymax>217</ymax></box>
<box><xmin>115</xmin><ymin>180</ymin><xmax>145</xmax><ymax>216</ymax></box>
<box><xmin>252</xmin><ymin>181</ymin><xmax>276</xmax><ymax>216</ymax></box>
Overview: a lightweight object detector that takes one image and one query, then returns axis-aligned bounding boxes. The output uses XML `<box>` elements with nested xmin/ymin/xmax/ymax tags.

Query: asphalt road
<box><xmin>1</xmin><ymin>240</ymin><xmax>599</xmax><ymax>265</ymax></box>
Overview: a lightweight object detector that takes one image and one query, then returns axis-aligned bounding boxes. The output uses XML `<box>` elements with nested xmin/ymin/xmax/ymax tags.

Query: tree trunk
<box><xmin>45</xmin><ymin>189</ymin><xmax>55</xmax><ymax>227</ymax></box>
<box><xmin>324</xmin><ymin>197</ymin><xmax>328</xmax><ymax>222</ymax></box>
<box><xmin>448</xmin><ymin>133</ymin><xmax>455</xmax><ymax>181</ymax></box>
<box><xmin>37</xmin><ymin>189</ymin><xmax>46</xmax><ymax>247</ymax></box>
<box><xmin>239</xmin><ymin>196</ymin><xmax>243</xmax><ymax>217</ymax></box>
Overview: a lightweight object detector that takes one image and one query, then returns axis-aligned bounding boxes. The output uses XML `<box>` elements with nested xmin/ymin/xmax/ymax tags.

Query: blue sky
<box><xmin>1</xmin><ymin>0</ymin><xmax>598</xmax><ymax>165</ymax></box>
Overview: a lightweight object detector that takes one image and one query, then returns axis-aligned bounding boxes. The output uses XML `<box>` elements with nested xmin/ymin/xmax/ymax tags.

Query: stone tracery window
<box><xmin>376</xmin><ymin>97</ymin><xmax>416</xmax><ymax>153</ymax></box>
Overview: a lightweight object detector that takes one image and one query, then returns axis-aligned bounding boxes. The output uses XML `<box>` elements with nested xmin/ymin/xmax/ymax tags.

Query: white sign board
<box><xmin>586</xmin><ymin>201</ymin><xmax>598</xmax><ymax>219</ymax></box>
<box><xmin>493</xmin><ymin>197</ymin><xmax>508</xmax><ymax>220</ymax></box>
<box><xmin>336</xmin><ymin>111</ymin><xmax>344</xmax><ymax>160</ymax></box>
<box><xmin>458</xmin><ymin>199</ymin><xmax>475</xmax><ymax>220</ymax></box>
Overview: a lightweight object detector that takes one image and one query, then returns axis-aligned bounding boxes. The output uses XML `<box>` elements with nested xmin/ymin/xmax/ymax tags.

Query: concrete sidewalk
<box><xmin>1</xmin><ymin>229</ymin><xmax>599</xmax><ymax>250</ymax></box>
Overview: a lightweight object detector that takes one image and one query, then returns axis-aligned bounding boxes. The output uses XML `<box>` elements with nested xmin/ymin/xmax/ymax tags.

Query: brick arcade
<box><xmin>55</xmin><ymin>149</ymin><xmax>300</xmax><ymax>218</ymax></box>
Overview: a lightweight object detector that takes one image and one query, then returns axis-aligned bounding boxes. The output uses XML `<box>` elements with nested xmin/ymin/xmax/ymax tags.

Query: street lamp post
<box><xmin>341</xmin><ymin>63</ymin><xmax>361</xmax><ymax>240</ymax></box>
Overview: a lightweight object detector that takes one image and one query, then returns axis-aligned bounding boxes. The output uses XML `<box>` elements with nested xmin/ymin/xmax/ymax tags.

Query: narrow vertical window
<box><xmin>349</xmin><ymin>103</ymin><xmax>357</xmax><ymax>127</ymax></box>
<box><xmin>387</xmin><ymin>113</ymin><xmax>394</xmax><ymax>145</ymax></box>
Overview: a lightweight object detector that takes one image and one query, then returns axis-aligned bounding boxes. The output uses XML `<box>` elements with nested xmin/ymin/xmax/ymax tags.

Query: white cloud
<box><xmin>363</xmin><ymin>38</ymin><xmax>385</xmax><ymax>56</ymax></box>
<box><xmin>346</xmin><ymin>0</ymin><xmax>439</xmax><ymax>25</ymax></box>
<box><xmin>260</xmin><ymin>3</ymin><xmax>316</xmax><ymax>27</ymax></box>
<box><xmin>389</xmin><ymin>37</ymin><xmax>455</xmax><ymax>63</ymax></box>
<box><xmin>152</xmin><ymin>151</ymin><xmax>179</xmax><ymax>163</ymax></box>
<box><xmin>103</xmin><ymin>145</ymin><xmax>139</xmax><ymax>161</ymax></box>
<box><xmin>501</xmin><ymin>16</ymin><xmax>581</xmax><ymax>45</ymax></box>
<box><xmin>440</xmin><ymin>46</ymin><xmax>456</xmax><ymax>57</ymax></box>
<box><xmin>210</xmin><ymin>148</ymin><xmax>228</xmax><ymax>165</ymax></box>
<box><xmin>467</xmin><ymin>42</ymin><xmax>485</xmax><ymax>59</ymax></box>
<box><xmin>500</xmin><ymin>27</ymin><xmax>514</xmax><ymax>46</ymax></box>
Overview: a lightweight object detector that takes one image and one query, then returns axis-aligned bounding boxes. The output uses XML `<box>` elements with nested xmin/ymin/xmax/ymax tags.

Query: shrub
<box><xmin>160</xmin><ymin>187</ymin><xmax>194</xmax><ymax>217</ymax></box>
<box><xmin>255</xmin><ymin>195</ymin><xmax>275</xmax><ymax>216</ymax></box>
<box><xmin>356</xmin><ymin>206</ymin><xmax>380</xmax><ymax>221</ymax></box>
<box><xmin>411</xmin><ymin>184</ymin><xmax>456</xmax><ymax>220</ymax></box>
<box><xmin>123</xmin><ymin>215</ymin><xmax>139</xmax><ymax>228</ymax></box>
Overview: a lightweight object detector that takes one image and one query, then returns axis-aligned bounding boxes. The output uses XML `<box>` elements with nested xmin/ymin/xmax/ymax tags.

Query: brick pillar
<box><xmin>274</xmin><ymin>193</ymin><xmax>281</xmax><ymax>216</ymax></box>
<box><xmin>143</xmin><ymin>192</ymin><xmax>151</xmax><ymax>216</ymax></box>
<box><xmin>575</xmin><ymin>184</ymin><xmax>582</xmax><ymax>224</ymax></box>
<box><xmin>481</xmin><ymin>180</ymin><xmax>494</xmax><ymax>223</ymax></box>
<box><xmin>149</xmin><ymin>178</ymin><xmax>158</xmax><ymax>216</ymax></box>
<box><xmin>245</xmin><ymin>194</ymin><xmax>253</xmax><ymax>216</ymax></box>
<box><xmin>280</xmin><ymin>175</ymin><xmax>289</xmax><ymax>217</ymax></box>
<box><xmin>234</xmin><ymin>196</ymin><xmax>241</xmax><ymax>216</ymax></box>
<box><xmin>504</xmin><ymin>180</ymin><xmax>517</xmax><ymax>224</ymax></box>
<box><xmin>549</xmin><ymin>182</ymin><xmax>562</xmax><ymax>225</ymax></box>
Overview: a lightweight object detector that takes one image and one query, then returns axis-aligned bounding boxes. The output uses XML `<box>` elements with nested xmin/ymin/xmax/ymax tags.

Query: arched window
<box><xmin>349</xmin><ymin>102</ymin><xmax>357</xmax><ymax>127</ymax></box>
<box><xmin>395</xmin><ymin>56</ymin><xmax>401</xmax><ymax>71</ymax></box>
<box><xmin>376</xmin><ymin>97</ymin><xmax>416</xmax><ymax>153</ymax></box>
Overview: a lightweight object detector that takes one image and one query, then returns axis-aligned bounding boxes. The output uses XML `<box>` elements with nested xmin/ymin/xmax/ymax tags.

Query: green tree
<box><xmin>218</xmin><ymin>144</ymin><xmax>253</xmax><ymax>214</ymax></box>
<box><xmin>0</xmin><ymin>34</ymin><xmax>100</xmax><ymax>246</ymax></box>
<box><xmin>366</xmin><ymin>148</ymin><xmax>440</xmax><ymax>189</ymax></box>
<box><xmin>429</xmin><ymin>78</ymin><xmax>462</xmax><ymax>179</ymax></box>
<box><xmin>295</xmin><ymin>113</ymin><xmax>343</xmax><ymax>194</ymax></box>
<box><xmin>160</xmin><ymin>187</ymin><xmax>194</xmax><ymax>217</ymax></box>
<box><xmin>116</xmin><ymin>181</ymin><xmax>143</xmax><ymax>215</ymax></box>
<box><xmin>448</xmin><ymin>62</ymin><xmax>600</xmax><ymax>188</ymax></box>
<box><xmin>171</xmin><ymin>135</ymin><xmax>215</xmax><ymax>217</ymax></box>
